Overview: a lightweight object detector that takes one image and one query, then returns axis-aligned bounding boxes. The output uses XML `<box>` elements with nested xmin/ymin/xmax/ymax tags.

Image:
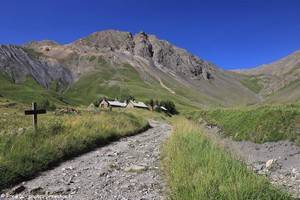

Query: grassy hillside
<box><xmin>266</xmin><ymin>79</ymin><xmax>300</xmax><ymax>103</ymax></box>
<box><xmin>228</xmin><ymin>72</ymin><xmax>263</xmax><ymax>94</ymax></box>
<box><xmin>237</xmin><ymin>51</ymin><xmax>300</xmax><ymax>102</ymax></box>
<box><xmin>240</xmin><ymin>75</ymin><xmax>263</xmax><ymax>94</ymax></box>
<box><xmin>0</xmin><ymin>73</ymin><xmax>66</xmax><ymax>106</ymax></box>
<box><xmin>162</xmin><ymin>118</ymin><xmax>291</xmax><ymax>199</ymax></box>
<box><xmin>188</xmin><ymin>105</ymin><xmax>300</xmax><ymax>144</ymax></box>
<box><xmin>0</xmin><ymin>109</ymin><xmax>148</xmax><ymax>190</ymax></box>
<box><xmin>64</xmin><ymin>63</ymin><xmax>207</xmax><ymax>111</ymax></box>
<box><xmin>0</xmin><ymin>64</ymin><xmax>202</xmax><ymax>111</ymax></box>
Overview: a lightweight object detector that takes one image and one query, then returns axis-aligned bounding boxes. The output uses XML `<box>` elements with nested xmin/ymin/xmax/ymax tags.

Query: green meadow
<box><xmin>1</xmin><ymin>64</ymin><xmax>299</xmax><ymax>198</ymax></box>
<box><xmin>188</xmin><ymin>104</ymin><xmax>300</xmax><ymax>144</ymax></box>
<box><xmin>162</xmin><ymin>117</ymin><xmax>292</xmax><ymax>199</ymax></box>
<box><xmin>0</xmin><ymin>107</ymin><xmax>148</xmax><ymax>190</ymax></box>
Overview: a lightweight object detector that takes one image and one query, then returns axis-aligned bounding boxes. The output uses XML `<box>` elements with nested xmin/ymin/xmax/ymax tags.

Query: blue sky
<box><xmin>1</xmin><ymin>0</ymin><xmax>299</xmax><ymax>69</ymax></box>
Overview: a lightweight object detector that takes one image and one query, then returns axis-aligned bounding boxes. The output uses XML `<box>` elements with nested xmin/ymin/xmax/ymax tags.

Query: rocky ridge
<box><xmin>59</xmin><ymin>30</ymin><xmax>215</xmax><ymax>81</ymax></box>
<box><xmin>0</xmin><ymin>45</ymin><xmax>72</xmax><ymax>90</ymax></box>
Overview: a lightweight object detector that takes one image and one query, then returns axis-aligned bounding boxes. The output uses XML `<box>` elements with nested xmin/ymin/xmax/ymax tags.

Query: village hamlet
<box><xmin>98</xmin><ymin>98</ymin><xmax>149</xmax><ymax>110</ymax></box>
<box><xmin>91</xmin><ymin>97</ymin><xmax>179</xmax><ymax>116</ymax></box>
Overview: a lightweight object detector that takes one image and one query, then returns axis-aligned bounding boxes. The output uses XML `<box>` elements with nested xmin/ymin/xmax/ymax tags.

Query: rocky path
<box><xmin>3</xmin><ymin>121</ymin><xmax>172</xmax><ymax>200</ymax></box>
<box><xmin>202</xmin><ymin>122</ymin><xmax>300</xmax><ymax>198</ymax></box>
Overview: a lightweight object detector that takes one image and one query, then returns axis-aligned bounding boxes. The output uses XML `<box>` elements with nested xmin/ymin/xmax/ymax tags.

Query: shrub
<box><xmin>146</xmin><ymin>99</ymin><xmax>154</xmax><ymax>110</ymax></box>
<box><xmin>38</xmin><ymin>99</ymin><xmax>56</xmax><ymax>111</ymax></box>
<box><xmin>119</xmin><ymin>95</ymin><xmax>135</xmax><ymax>103</ymax></box>
<box><xmin>147</xmin><ymin>99</ymin><xmax>178</xmax><ymax>115</ymax></box>
<box><xmin>93</xmin><ymin>99</ymin><xmax>101</xmax><ymax>107</ymax></box>
<box><xmin>46</xmin><ymin>119</ymin><xmax>65</xmax><ymax>135</ymax></box>
<box><xmin>160</xmin><ymin>100</ymin><xmax>178</xmax><ymax>115</ymax></box>
<box><xmin>89</xmin><ymin>55</ymin><xmax>96</xmax><ymax>62</ymax></box>
<box><xmin>97</xmin><ymin>56</ymin><xmax>107</xmax><ymax>65</ymax></box>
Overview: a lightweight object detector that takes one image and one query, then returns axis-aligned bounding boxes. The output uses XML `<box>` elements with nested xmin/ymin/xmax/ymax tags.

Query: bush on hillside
<box><xmin>148</xmin><ymin>99</ymin><xmax>155</xmax><ymax>110</ymax></box>
<box><xmin>147</xmin><ymin>99</ymin><xmax>179</xmax><ymax>115</ymax></box>
<box><xmin>160</xmin><ymin>100</ymin><xmax>178</xmax><ymax>115</ymax></box>
<box><xmin>38</xmin><ymin>99</ymin><xmax>56</xmax><ymax>111</ymax></box>
<box><xmin>93</xmin><ymin>99</ymin><xmax>101</xmax><ymax>107</ymax></box>
<box><xmin>119</xmin><ymin>95</ymin><xmax>135</xmax><ymax>103</ymax></box>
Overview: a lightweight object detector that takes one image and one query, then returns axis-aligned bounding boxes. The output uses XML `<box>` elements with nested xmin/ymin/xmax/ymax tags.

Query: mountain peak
<box><xmin>25</xmin><ymin>40</ymin><xmax>60</xmax><ymax>48</ymax></box>
<box><xmin>73</xmin><ymin>30</ymin><xmax>134</xmax><ymax>51</ymax></box>
<box><xmin>0</xmin><ymin>29</ymin><xmax>263</xmax><ymax>106</ymax></box>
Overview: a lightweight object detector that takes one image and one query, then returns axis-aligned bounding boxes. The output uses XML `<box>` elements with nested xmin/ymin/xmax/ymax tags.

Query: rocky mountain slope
<box><xmin>0</xmin><ymin>45</ymin><xmax>72</xmax><ymax>91</ymax></box>
<box><xmin>236</xmin><ymin>50</ymin><xmax>300</xmax><ymax>103</ymax></box>
<box><xmin>0</xmin><ymin>30</ymin><xmax>260</xmax><ymax>107</ymax></box>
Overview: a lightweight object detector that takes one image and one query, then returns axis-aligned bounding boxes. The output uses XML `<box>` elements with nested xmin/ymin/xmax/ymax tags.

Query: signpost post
<box><xmin>24</xmin><ymin>102</ymin><xmax>46</xmax><ymax>132</ymax></box>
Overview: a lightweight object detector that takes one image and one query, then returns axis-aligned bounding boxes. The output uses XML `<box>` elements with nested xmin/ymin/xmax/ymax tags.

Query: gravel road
<box><xmin>2</xmin><ymin>120</ymin><xmax>172</xmax><ymax>200</ymax></box>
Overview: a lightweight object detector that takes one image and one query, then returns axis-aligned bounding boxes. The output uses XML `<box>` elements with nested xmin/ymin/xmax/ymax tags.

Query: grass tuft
<box><xmin>162</xmin><ymin>117</ymin><xmax>292</xmax><ymax>199</ymax></box>
<box><xmin>188</xmin><ymin>105</ymin><xmax>300</xmax><ymax>144</ymax></box>
<box><xmin>0</xmin><ymin>111</ymin><xmax>148</xmax><ymax>191</ymax></box>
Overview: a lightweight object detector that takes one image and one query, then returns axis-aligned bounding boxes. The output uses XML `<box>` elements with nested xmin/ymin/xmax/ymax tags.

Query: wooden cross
<box><xmin>24</xmin><ymin>102</ymin><xmax>46</xmax><ymax>131</ymax></box>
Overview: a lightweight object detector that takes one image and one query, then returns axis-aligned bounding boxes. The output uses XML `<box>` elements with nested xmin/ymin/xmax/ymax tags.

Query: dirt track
<box><xmin>3</xmin><ymin>120</ymin><xmax>172</xmax><ymax>200</ymax></box>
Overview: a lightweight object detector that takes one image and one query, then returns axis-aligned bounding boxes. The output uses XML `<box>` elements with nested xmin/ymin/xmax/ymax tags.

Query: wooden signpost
<box><xmin>25</xmin><ymin>102</ymin><xmax>46</xmax><ymax>131</ymax></box>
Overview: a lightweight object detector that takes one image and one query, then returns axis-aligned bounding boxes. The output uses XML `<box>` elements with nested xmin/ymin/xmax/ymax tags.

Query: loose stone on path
<box><xmin>3</xmin><ymin>120</ymin><xmax>172</xmax><ymax>200</ymax></box>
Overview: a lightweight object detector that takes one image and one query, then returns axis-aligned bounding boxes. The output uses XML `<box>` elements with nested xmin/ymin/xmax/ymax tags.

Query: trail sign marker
<box><xmin>24</xmin><ymin>102</ymin><xmax>46</xmax><ymax>131</ymax></box>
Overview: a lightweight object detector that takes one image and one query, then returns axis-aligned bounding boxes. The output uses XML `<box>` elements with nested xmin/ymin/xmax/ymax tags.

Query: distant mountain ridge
<box><xmin>236</xmin><ymin>50</ymin><xmax>300</xmax><ymax>103</ymax></box>
<box><xmin>1</xmin><ymin>30</ymin><xmax>286</xmax><ymax>107</ymax></box>
<box><xmin>26</xmin><ymin>30</ymin><xmax>215</xmax><ymax>81</ymax></box>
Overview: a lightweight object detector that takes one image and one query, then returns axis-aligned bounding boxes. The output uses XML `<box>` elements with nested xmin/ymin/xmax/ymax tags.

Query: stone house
<box><xmin>99</xmin><ymin>99</ymin><xmax>127</xmax><ymax>108</ymax></box>
<box><xmin>126</xmin><ymin>100</ymin><xmax>149</xmax><ymax>109</ymax></box>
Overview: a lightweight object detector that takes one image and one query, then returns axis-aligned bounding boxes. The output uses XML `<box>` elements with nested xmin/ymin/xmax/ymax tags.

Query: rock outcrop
<box><xmin>0</xmin><ymin>45</ymin><xmax>72</xmax><ymax>90</ymax></box>
<box><xmin>133</xmin><ymin>32</ymin><xmax>153</xmax><ymax>58</ymax></box>
<box><xmin>73</xmin><ymin>30</ymin><xmax>135</xmax><ymax>52</ymax></box>
<box><xmin>70</xmin><ymin>30</ymin><xmax>214</xmax><ymax>81</ymax></box>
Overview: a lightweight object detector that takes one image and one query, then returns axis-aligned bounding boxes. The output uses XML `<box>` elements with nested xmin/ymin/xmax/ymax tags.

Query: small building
<box><xmin>160</xmin><ymin>106</ymin><xmax>171</xmax><ymax>116</ymax></box>
<box><xmin>153</xmin><ymin>105</ymin><xmax>167</xmax><ymax>112</ymax></box>
<box><xmin>126</xmin><ymin>100</ymin><xmax>149</xmax><ymax>109</ymax></box>
<box><xmin>99</xmin><ymin>99</ymin><xmax>109</xmax><ymax>108</ymax></box>
<box><xmin>87</xmin><ymin>103</ymin><xmax>97</xmax><ymax>111</ymax></box>
<box><xmin>108</xmin><ymin>100</ymin><xmax>127</xmax><ymax>108</ymax></box>
<box><xmin>160</xmin><ymin>106</ymin><xmax>168</xmax><ymax>112</ymax></box>
<box><xmin>99</xmin><ymin>99</ymin><xmax>127</xmax><ymax>108</ymax></box>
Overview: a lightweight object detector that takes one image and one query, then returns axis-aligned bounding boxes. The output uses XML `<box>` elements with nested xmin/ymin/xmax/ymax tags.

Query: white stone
<box><xmin>266</xmin><ymin>159</ymin><xmax>277</xmax><ymax>170</ymax></box>
<box><xmin>292</xmin><ymin>168</ymin><xmax>298</xmax><ymax>174</ymax></box>
<box><xmin>18</xmin><ymin>128</ymin><xmax>25</xmax><ymax>134</ymax></box>
<box><xmin>124</xmin><ymin>165</ymin><xmax>147</xmax><ymax>173</ymax></box>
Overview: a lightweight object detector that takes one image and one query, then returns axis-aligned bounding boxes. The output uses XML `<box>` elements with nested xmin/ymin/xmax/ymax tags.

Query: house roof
<box><xmin>160</xmin><ymin>106</ymin><xmax>168</xmax><ymax>111</ymax></box>
<box><xmin>130</xmin><ymin>101</ymin><xmax>148</xmax><ymax>108</ymax></box>
<box><xmin>107</xmin><ymin>100</ymin><xmax>127</xmax><ymax>107</ymax></box>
